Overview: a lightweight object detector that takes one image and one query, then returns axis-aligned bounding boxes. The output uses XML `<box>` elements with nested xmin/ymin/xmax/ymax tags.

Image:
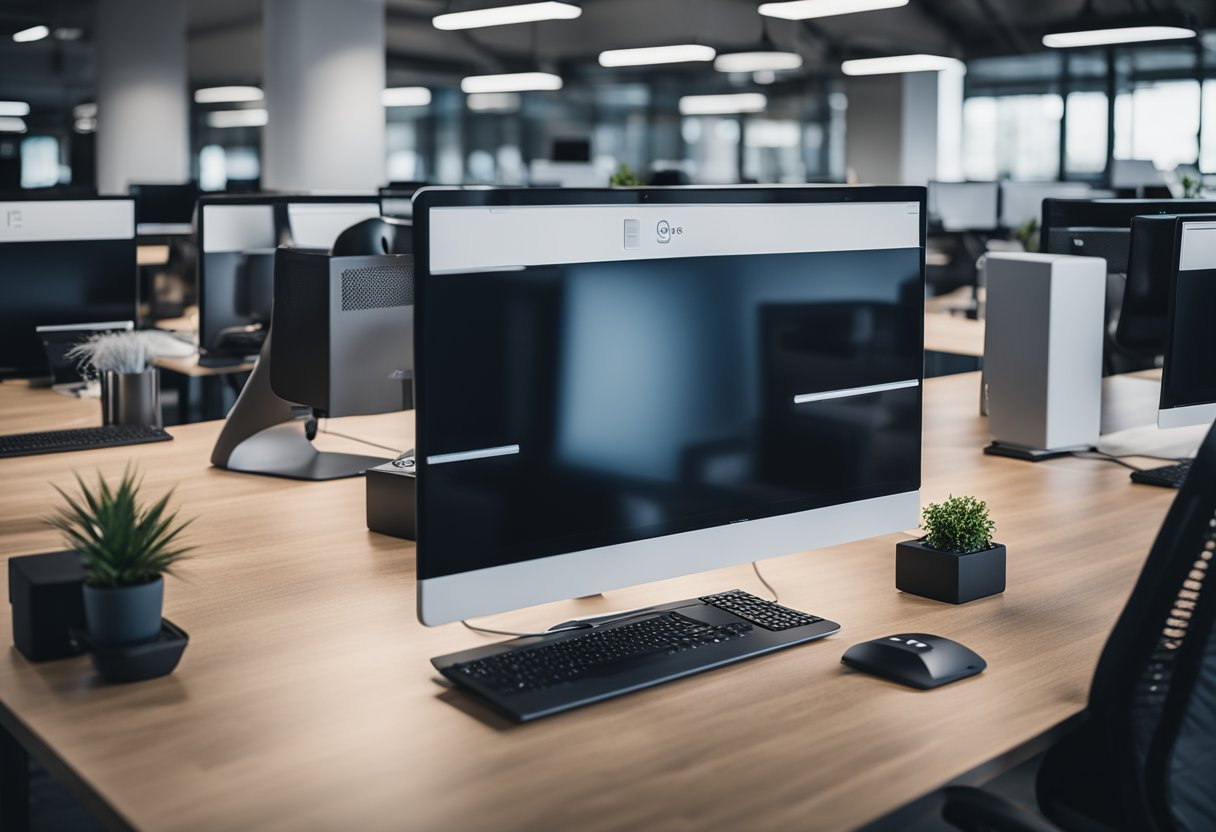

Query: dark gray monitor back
<box><xmin>270</xmin><ymin>249</ymin><xmax>413</xmax><ymax>418</ymax></box>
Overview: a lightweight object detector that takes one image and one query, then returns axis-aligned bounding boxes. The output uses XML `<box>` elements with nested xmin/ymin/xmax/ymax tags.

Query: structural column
<box><xmin>94</xmin><ymin>0</ymin><xmax>190</xmax><ymax>194</ymax></box>
<box><xmin>844</xmin><ymin>65</ymin><xmax>965</xmax><ymax>185</ymax></box>
<box><xmin>262</xmin><ymin>0</ymin><xmax>386</xmax><ymax>192</ymax></box>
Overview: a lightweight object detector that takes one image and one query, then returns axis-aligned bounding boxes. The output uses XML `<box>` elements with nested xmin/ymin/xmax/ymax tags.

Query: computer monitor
<box><xmin>999</xmin><ymin>181</ymin><xmax>1091</xmax><ymax>230</ymax></box>
<box><xmin>0</xmin><ymin>197</ymin><xmax>138</xmax><ymax>379</ymax></box>
<box><xmin>1114</xmin><ymin>214</ymin><xmax>1179</xmax><ymax>357</ymax></box>
<box><xmin>1041</xmin><ymin>199</ymin><xmax>1216</xmax><ymax>274</ymax></box>
<box><xmin>927</xmin><ymin>181</ymin><xmax>999</xmax><ymax>232</ymax></box>
<box><xmin>380</xmin><ymin>182</ymin><xmax>425</xmax><ymax>219</ymax></box>
<box><xmin>412</xmin><ymin>186</ymin><xmax>925</xmax><ymax>625</ymax></box>
<box><xmin>196</xmin><ymin>194</ymin><xmax>381</xmax><ymax>360</ymax></box>
<box><xmin>1111</xmin><ymin>159</ymin><xmax>1166</xmax><ymax>190</ymax></box>
<box><xmin>1159</xmin><ymin>216</ymin><xmax>1216</xmax><ymax>429</ymax></box>
<box><xmin>129</xmin><ymin>182</ymin><xmax>199</xmax><ymax>234</ymax></box>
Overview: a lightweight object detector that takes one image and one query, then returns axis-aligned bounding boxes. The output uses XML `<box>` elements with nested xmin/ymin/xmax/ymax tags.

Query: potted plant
<box><xmin>67</xmin><ymin>331</ymin><xmax>162</xmax><ymax>428</ymax></box>
<box><xmin>48</xmin><ymin>467</ymin><xmax>193</xmax><ymax>647</ymax></box>
<box><xmin>896</xmin><ymin>495</ymin><xmax>1005</xmax><ymax>604</ymax></box>
<box><xmin>609</xmin><ymin>162</ymin><xmax>642</xmax><ymax>187</ymax></box>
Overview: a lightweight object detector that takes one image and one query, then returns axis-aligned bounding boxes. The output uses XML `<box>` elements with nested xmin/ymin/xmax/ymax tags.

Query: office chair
<box><xmin>330</xmin><ymin>217</ymin><xmax>412</xmax><ymax>257</ymax></box>
<box><xmin>941</xmin><ymin>426</ymin><xmax>1216</xmax><ymax>831</ymax></box>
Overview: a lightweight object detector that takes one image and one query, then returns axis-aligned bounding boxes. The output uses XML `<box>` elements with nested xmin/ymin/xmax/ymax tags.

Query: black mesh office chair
<box><xmin>330</xmin><ymin>216</ymin><xmax>412</xmax><ymax>257</ymax></box>
<box><xmin>942</xmin><ymin>426</ymin><xmax>1216</xmax><ymax>831</ymax></box>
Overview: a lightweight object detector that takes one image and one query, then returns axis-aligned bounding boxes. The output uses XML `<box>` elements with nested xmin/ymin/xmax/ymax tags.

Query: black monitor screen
<box><xmin>130</xmin><ymin>183</ymin><xmax>199</xmax><ymax>226</ymax></box>
<box><xmin>0</xmin><ymin>200</ymin><xmax>137</xmax><ymax>378</ymax></box>
<box><xmin>416</xmin><ymin>193</ymin><xmax>925</xmax><ymax>581</ymax></box>
<box><xmin>1162</xmin><ymin>218</ymin><xmax>1216</xmax><ymax>412</ymax></box>
<box><xmin>1115</xmin><ymin>214</ymin><xmax>1180</xmax><ymax>356</ymax></box>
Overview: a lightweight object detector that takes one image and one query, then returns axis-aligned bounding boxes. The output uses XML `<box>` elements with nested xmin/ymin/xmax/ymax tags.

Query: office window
<box><xmin>683</xmin><ymin>116</ymin><xmax>740</xmax><ymax>184</ymax></box>
<box><xmin>1114</xmin><ymin>80</ymin><xmax>1199</xmax><ymax>171</ymax></box>
<box><xmin>20</xmin><ymin>135</ymin><xmax>62</xmax><ymax>188</ymax></box>
<box><xmin>1065</xmin><ymin>92</ymin><xmax>1108</xmax><ymax>176</ymax></box>
<box><xmin>386</xmin><ymin>122</ymin><xmax>422</xmax><ymax>181</ymax></box>
<box><xmin>743</xmin><ymin>119</ymin><xmax>803</xmax><ymax>183</ymax></box>
<box><xmin>963</xmin><ymin>95</ymin><xmax>1061</xmax><ymax>181</ymax></box>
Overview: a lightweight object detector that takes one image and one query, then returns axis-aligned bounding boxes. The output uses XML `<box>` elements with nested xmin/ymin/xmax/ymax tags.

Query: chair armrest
<box><xmin>941</xmin><ymin>786</ymin><xmax>1062</xmax><ymax>832</ymax></box>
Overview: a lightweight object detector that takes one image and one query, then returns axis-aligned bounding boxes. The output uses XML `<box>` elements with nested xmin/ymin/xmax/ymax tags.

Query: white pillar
<box><xmin>845</xmin><ymin>66</ymin><xmax>965</xmax><ymax>185</ymax></box>
<box><xmin>94</xmin><ymin>0</ymin><xmax>190</xmax><ymax>194</ymax></box>
<box><xmin>262</xmin><ymin>0</ymin><xmax>386</xmax><ymax>192</ymax></box>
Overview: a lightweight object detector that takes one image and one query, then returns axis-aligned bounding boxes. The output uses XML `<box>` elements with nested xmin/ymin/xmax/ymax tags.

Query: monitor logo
<box><xmin>656</xmin><ymin>219</ymin><xmax>683</xmax><ymax>244</ymax></box>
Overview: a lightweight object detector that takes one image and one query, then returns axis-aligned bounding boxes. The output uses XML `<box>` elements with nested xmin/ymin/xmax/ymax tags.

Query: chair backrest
<box><xmin>1085</xmin><ymin>421</ymin><xmax>1216</xmax><ymax>830</ymax></box>
<box><xmin>331</xmin><ymin>217</ymin><xmax>413</xmax><ymax>257</ymax></box>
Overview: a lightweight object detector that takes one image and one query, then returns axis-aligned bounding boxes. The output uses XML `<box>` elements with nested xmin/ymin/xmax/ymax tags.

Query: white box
<box><xmin>983</xmin><ymin>252</ymin><xmax>1106</xmax><ymax>452</ymax></box>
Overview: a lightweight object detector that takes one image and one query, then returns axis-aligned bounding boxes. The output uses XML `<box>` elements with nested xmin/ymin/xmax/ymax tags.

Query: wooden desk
<box><xmin>0</xmin><ymin>383</ymin><xmax>101</xmax><ymax>435</ymax></box>
<box><xmin>924</xmin><ymin>312</ymin><xmax>985</xmax><ymax>359</ymax></box>
<box><xmin>0</xmin><ymin>373</ymin><xmax>1176</xmax><ymax>831</ymax></box>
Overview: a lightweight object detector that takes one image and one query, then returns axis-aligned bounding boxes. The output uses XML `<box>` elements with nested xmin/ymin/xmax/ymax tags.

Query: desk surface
<box><xmin>0</xmin><ymin>373</ymin><xmax>1176</xmax><ymax>831</ymax></box>
<box><xmin>924</xmin><ymin>312</ymin><xmax>985</xmax><ymax>358</ymax></box>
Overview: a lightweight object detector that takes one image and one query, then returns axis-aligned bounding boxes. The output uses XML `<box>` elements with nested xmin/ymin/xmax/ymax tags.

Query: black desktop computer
<box><xmin>0</xmin><ymin>196</ymin><xmax>138</xmax><ymax>380</ymax></box>
<box><xmin>195</xmin><ymin>194</ymin><xmax>382</xmax><ymax>365</ymax></box>
<box><xmin>411</xmin><ymin>186</ymin><xmax>925</xmax><ymax>720</ymax></box>
<box><xmin>129</xmin><ymin>182</ymin><xmax>199</xmax><ymax>233</ymax></box>
<box><xmin>1040</xmin><ymin>198</ymin><xmax>1216</xmax><ymax>274</ymax></box>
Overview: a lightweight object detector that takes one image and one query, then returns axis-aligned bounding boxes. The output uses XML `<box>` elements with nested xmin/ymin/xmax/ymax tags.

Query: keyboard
<box><xmin>1130</xmin><ymin>460</ymin><xmax>1191</xmax><ymax>489</ymax></box>
<box><xmin>433</xmin><ymin>590</ymin><xmax>839</xmax><ymax>721</ymax></box>
<box><xmin>0</xmin><ymin>424</ymin><xmax>173</xmax><ymax>459</ymax></box>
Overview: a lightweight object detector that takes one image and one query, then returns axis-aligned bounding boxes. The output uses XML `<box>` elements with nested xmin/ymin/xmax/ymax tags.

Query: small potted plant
<box><xmin>48</xmin><ymin>467</ymin><xmax>192</xmax><ymax>647</ymax></box>
<box><xmin>66</xmin><ymin>331</ymin><xmax>162</xmax><ymax>428</ymax></box>
<box><xmin>609</xmin><ymin>162</ymin><xmax>642</xmax><ymax>187</ymax></box>
<box><xmin>896</xmin><ymin>495</ymin><xmax>1005</xmax><ymax>604</ymax></box>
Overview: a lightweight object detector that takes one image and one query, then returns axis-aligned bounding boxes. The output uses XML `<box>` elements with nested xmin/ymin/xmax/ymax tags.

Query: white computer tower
<box><xmin>983</xmin><ymin>252</ymin><xmax>1106</xmax><ymax>458</ymax></box>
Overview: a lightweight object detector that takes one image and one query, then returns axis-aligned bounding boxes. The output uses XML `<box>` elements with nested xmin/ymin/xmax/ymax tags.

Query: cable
<box><xmin>461</xmin><ymin>608</ymin><xmax>682</xmax><ymax>640</ymax></box>
<box><xmin>1071</xmin><ymin>449</ymin><xmax>1190</xmax><ymax>470</ymax></box>
<box><xmin>752</xmin><ymin>561</ymin><xmax>779</xmax><ymax>603</ymax></box>
<box><xmin>317</xmin><ymin>419</ymin><xmax>403</xmax><ymax>455</ymax></box>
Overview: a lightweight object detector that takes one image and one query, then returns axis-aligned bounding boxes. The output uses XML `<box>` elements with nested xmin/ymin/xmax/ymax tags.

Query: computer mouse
<box><xmin>841</xmin><ymin>633</ymin><xmax>986</xmax><ymax>689</ymax></box>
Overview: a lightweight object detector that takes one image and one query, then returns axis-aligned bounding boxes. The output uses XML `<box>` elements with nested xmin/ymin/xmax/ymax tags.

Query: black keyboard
<box><xmin>1131</xmin><ymin>460</ymin><xmax>1191</xmax><ymax>489</ymax></box>
<box><xmin>433</xmin><ymin>590</ymin><xmax>840</xmax><ymax>721</ymax></box>
<box><xmin>0</xmin><ymin>424</ymin><xmax>173</xmax><ymax>459</ymax></box>
<box><xmin>701</xmin><ymin>589</ymin><xmax>825</xmax><ymax>630</ymax></box>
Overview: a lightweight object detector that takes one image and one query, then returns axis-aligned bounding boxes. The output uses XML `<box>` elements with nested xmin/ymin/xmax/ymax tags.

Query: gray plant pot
<box><xmin>101</xmin><ymin>368</ymin><xmax>162</xmax><ymax>428</ymax></box>
<box><xmin>82</xmin><ymin>577</ymin><xmax>164</xmax><ymax>646</ymax></box>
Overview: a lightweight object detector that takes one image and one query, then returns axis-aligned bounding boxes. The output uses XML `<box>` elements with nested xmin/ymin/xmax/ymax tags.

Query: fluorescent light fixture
<box><xmin>714</xmin><ymin>51</ymin><xmax>803</xmax><ymax>73</ymax></box>
<box><xmin>53</xmin><ymin>27</ymin><xmax>83</xmax><ymax>40</ymax></box>
<box><xmin>0</xmin><ymin>117</ymin><xmax>28</xmax><ymax>133</ymax></box>
<box><xmin>206</xmin><ymin>109</ymin><xmax>269</xmax><ymax>128</ymax></box>
<box><xmin>434</xmin><ymin>1</ymin><xmax>581</xmax><ymax>30</ymax></box>
<box><xmin>759</xmin><ymin>0</ymin><xmax>907</xmax><ymax>21</ymax></box>
<box><xmin>841</xmin><ymin>54</ymin><xmax>964</xmax><ymax>75</ymax></box>
<box><xmin>74</xmin><ymin>117</ymin><xmax>96</xmax><ymax>134</ymax></box>
<box><xmin>383</xmin><ymin>87</ymin><xmax>432</xmax><ymax>107</ymax></box>
<box><xmin>599</xmin><ymin>44</ymin><xmax>716</xmax><ymax>68</ymax></box>
<box><xmin>467</xmin><ymin>92</ymin><xmax>522</xmax><ymax>112</ymax></box>
<box><xmin>73</xmin><ymin>102</ymin><xmax>96</xmax><ymax>119</ymax></box>
<box><xmin>679</xmin><ymin>93</ymin><xmax>767</xmax><ymax>116</ymax></box>
<box><xmin>194</xmin><ymin>86</ymin><xmax>264</xmax><ymax>104</ymax></box>
<box><xmin>0</xmin><ymin>101</ymin><xmax>30</xmax><ymax>117</ymax></box>
<box><xmin>1043</xmin><ymin>25</ymin><xmax>1195</xmax><ymax>48</ymax></box>
<box><xmin>461</xmin><ymin>72</ymin><xmax>562</xmax><ymax>93</ymax></box>
<box><xmin>12</xmin><ymin>25</ymin><xmax>49</xmax><ymax>43</ymax></box>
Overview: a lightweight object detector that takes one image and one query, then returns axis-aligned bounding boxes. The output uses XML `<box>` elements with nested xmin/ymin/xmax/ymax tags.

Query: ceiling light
<box><xmin>759</xmin><ymin>0</ymin><xmax>907</xmax><ymax>21</ymax></box>
<box><xmin>0</xmin><ymin>101</ymin><xmax>30</xmax><ymax>117</ymax></box>
<box><xmin>0</xmin><ymin>117</ymin><xmax>28</xmax><ymax>132</ymax></box>
<box><xmin>679</xmin><ymin>93</ymin><xmax>767</xmax><ymax>116</ymax></box>
<box><xmin>207</xmin><ymin>109</ymin><xmax>269</xmax><ymax>128</ymax></box>
<box><xmin>1042</xmin><ymin>13</ymin><xmax>1196</xmax><ymax>48</ymax></box>
<box><xmin>12</xmin><ymin>25</ymin><xmax>49</xmax><ymax>43</ymax></box>
<box><xmin>467</xmin><ymin>92</ymin><xmax>522</xmax><ymax>112</ymax></box>
<box><xmin>599</xmin><ymin>44</ymin><xmax>716</xmax><ymax>68</ymax></box>
<box><xmin>841</xmin><ymin>54</ymin><xmax>964</xmax><ymax>75</ymax></box>
<box><xmin>383</xmin><ymin>87</ymin><xmax>432</xmax><ymax>107</ymax></box>
<box><xmin>53</xmin><ymin>27</ymin><xmax>83</xmax><ymax>40</ymax></box>
<box><xmin>74</xmin><ymin>117</ymin><xmax>96</xmax><ymax>134</ymax></box>
<box><xmin>434</xmin><ymin>1</ymin><xmax>581</xmax><ymax>30</ymax></box>
<box><xmin>73</xmin><ymin>102</ymin><xmax>96</xmax><ymax>119</ymax></box>
<box><xmin>714</xmin><ymin>51</ymin><xmax>803</xmax><ymax>73</ymax></box>
<box><xmin>461</xmin><ymin>72</ymin><xmax>562</xmax><ymax>93</ymax></box>
<box><xmin>194</xmin><ymin>86</ymin><xmax>263</xmax><ymax>104</ymax></box>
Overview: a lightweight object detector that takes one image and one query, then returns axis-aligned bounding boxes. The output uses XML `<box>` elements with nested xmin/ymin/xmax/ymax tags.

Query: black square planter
<box><xmin>9</xmin><ymin>551</ymin><xmax>86</xmax><ymax>661</ymax></box>
<box><xmin>896</xmin><ymin>538</ymin><xmax>1006</xmax><ymax>605</ymax></box>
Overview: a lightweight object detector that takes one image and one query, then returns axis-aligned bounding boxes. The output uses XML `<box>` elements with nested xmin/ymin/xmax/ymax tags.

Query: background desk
<box><xmin>0</xmin><ymin>372</ymin><xmax>1176</xmax><ymax>831</ymax></box>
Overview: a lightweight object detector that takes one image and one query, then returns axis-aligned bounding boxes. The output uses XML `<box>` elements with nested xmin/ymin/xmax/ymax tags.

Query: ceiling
<box><xmin>0</xmin><ymin>0</ymin><xmax>1214</xmax><ymax>113</ymax></box>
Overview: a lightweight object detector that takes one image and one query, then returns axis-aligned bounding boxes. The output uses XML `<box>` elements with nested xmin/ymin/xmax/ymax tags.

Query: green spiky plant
<box><xmin>48</xmin><ymin>467</ymin><xmax>193</xmax><ymax>588</ymax></box>
<box><xmin>921</xmin><ymin>495</ymin><xmax>995</xmax><ymax>555</ymax></box>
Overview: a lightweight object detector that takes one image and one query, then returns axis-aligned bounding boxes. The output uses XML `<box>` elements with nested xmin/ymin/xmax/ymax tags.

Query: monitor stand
<box><xmin>210</xmin><ymin>330</ymin><xmax>389</xmax><ymax>480</ymax></box>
